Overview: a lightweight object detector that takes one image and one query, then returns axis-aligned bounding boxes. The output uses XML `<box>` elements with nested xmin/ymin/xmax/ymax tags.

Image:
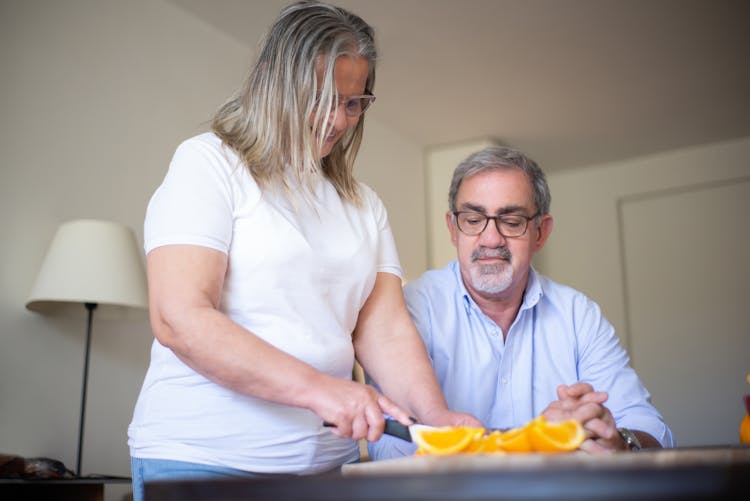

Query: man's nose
<box><xmin>478</xmin><ymin>218</ymin><xmax>507</xmax><ymax>245</ymax></box>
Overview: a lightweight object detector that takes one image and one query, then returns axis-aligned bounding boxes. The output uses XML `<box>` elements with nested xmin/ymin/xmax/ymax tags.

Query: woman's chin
<box><xmin>318</xmin><ymin>141</ymin><xmax>337</xmax><ymax>158</ymax></box>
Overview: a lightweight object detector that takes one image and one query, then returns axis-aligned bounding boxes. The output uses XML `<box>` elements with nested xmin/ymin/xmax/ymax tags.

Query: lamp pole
<box><xmin>76</xmin><ymin>302</ymin><xmax>97</xmax><ymax>478</ymax></box>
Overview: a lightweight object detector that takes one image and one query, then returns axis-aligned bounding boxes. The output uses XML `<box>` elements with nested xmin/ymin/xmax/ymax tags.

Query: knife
<box><xmin>323</xmin><ymin>418</ymin><xmax>435</xmax><ymax>443</ymax></box>
<box><xmin>383</xmin><ymin>418</ymin><xmax>415</xmax><ymax>442</ymax></box>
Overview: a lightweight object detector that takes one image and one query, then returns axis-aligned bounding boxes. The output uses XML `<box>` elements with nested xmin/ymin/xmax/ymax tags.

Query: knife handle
<box><xmin>384</xmin><ymin>418</ymin><xmax>413</xmax><ymax>442</ymax></box>
<box><xmin>322</xmin><ymin>419</ymin><xmax>413</xmax><ymax>442</ymax></box>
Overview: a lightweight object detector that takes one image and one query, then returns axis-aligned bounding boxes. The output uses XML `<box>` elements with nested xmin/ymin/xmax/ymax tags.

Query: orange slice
<box><xmin>526</xmin><ymin>415</ymin><xmax>585</xmax><ymax>453</ymax></box>
<box><xmin>495</xmin><ymin>425</ymin><xmax>533</xmax><ymax>453</ymax></box>
<box><xmin>463</xmin><ymin>430</ymin><xmax>506</xmax><ymax>454</ymax></box>
<box><xmin>462</xmin><ymin>433</ymin><xmax>486</xmax><ymax>454</ymax></box>
<box><xmin>412</xmin><ymin>426</ymin><xmax>485</xmax><ymax>455</ymax></box>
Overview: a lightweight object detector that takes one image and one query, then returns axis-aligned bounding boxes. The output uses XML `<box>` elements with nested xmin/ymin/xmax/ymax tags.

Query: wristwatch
<box><xmin>617</xmin><ymin>427</ymin><xmax>642</xmax><ymax>451</ymax></box>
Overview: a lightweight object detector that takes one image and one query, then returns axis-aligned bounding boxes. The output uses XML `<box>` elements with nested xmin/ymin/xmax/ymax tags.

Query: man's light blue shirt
<box><xmin>369</xmin><ymin>261</ymin><xmax>674</xmax><ymax>459</ymax></box>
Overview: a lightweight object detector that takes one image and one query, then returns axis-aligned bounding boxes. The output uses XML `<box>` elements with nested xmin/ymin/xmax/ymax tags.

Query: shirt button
<box><xmin>501</xmin><ymin>378</ymin><xmax>508</xmax><ymax>385</ymax></box>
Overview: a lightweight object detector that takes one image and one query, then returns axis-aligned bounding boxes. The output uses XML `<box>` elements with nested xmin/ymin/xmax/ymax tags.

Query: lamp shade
<box><xmin>26</xmin><ymin>219</ymin><xmax>148</xmax><ymax>314</ymax></box>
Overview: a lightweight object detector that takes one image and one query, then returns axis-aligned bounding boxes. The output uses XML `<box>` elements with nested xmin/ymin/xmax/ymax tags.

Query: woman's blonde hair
<box><xmin>211</xmin><ymin>1</ymin><xmax>376</xmax><ymax>206</ymax></box>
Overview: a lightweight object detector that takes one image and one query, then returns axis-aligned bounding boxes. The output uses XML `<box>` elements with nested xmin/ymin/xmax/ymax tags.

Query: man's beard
<box><xmin>469</xmin><ymin>247</ymin><xmax>513</xmax><ymax>294</ymax></box>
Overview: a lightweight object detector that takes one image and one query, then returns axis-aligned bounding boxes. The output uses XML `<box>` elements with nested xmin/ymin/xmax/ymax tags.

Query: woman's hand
<box><xmin>313</xmin><ymin>377</ymin><xmax>483</xmax><ymax>442</ymax></box>
<box><xmin>308</xmin><ymin>375</ymin><xmax>414</xmax><ymax>442</ymax></box>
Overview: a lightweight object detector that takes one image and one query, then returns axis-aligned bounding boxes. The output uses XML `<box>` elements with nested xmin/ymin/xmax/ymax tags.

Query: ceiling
<box><xmin>170</xmin><ymin>0</ymin><xmax>750</xmax><ymax>172</ymax></box>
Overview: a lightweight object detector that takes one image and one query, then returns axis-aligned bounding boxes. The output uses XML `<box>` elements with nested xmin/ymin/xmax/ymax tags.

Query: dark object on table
<box><xmin>0</xmin><ymin>454</ymin><xmax>74</xmax><ymax>479</ymax></box>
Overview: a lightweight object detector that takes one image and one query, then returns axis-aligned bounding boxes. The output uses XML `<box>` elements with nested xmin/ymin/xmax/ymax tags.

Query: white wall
<box><xmin>358</xmin><ymin>120</ymin><xmax>427</xmax><ymax>280</ymax></box>
<box><xmin>537</xmin><ymin>137</ymin><xmax>750</xmax><ymax>343</ymax></box>
<box><xmin>0</xmin><ymin>1</ymin><xmax>423</xmax><ymax>500</ymax></box>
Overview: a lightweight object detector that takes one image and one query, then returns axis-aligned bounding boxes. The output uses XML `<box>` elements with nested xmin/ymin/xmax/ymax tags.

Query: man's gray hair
<box><xmin>448</xmin><ymin>146</ymin><xmax>551</xmax><ymax>216</ymax></box>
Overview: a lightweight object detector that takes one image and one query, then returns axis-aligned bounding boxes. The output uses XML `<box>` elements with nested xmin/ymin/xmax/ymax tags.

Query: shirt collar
<box><xmin>449</xmin><ymin>261</ymin><xmax>474</xmax><ymax>314</ymax></box>
<box><xmin>522</xmin><ymin>266</ymin><xmax>544</xmax><ymax>310</ymax></box>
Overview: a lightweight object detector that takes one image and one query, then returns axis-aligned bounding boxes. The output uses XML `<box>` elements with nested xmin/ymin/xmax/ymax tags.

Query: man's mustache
<box><xmin>471</xmin><ymin>247</ymin><xmax>511</xmax><ymax>263</ymax></box>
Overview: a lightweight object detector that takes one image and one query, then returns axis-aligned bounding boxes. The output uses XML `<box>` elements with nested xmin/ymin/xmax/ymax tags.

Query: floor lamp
<box><xmin>25</xmin><ymin>219</ymin><xmax>148</xmax><ymax>477</ymax></box>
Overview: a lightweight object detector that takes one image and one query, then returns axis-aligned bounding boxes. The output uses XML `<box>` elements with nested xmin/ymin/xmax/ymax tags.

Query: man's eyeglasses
<box><xmin>319</xmin><ymin>93</ymin><xmax>376</xmax><ymax>118</ymax></box>
<box><xmin>453</xmin><ymin>211</ymin><xmax>539</xmax><ymax>237</ymax></box>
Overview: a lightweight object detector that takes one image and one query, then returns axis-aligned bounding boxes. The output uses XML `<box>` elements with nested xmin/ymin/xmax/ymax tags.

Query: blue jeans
<box><xmin>130</xmin><ymin>457</ymin><xmax>284</xmax><ymax>501</ymax></box>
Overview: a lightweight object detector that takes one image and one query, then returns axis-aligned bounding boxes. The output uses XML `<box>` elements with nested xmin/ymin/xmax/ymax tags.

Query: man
<box><xmin>369</xmin><ymin>146</ymin><xmax>674</xmax><ymax>459</ymax></box>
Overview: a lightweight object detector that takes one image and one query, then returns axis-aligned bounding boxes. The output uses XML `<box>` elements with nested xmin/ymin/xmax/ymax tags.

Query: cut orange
<box><xmin>412</xmin><ymin>426</ymin><xmax>485</xmax><ymax>455</ymax></box>
<box><xmin>463</xmin><ymin>430</ymin><xmax>506</xmax><ymax>454</ymax></box>
<box><xmin>495</xmin><ymin>425</ymin><xmax>533</xmax><ymax>453</ymax></box>
<box><xmin>526</xmin><ymin>415</ymin><xmax>585</xmax><ymax>453</ymax></box>
<box><xmin>410</xmin><ymin>417</ymin><xmax>584</xmax><ymax>456</ymax></box>
<box><xmin>462</xmin><ymin>433</ymin><xmax>487</xmax><ymax>454</ymax></box>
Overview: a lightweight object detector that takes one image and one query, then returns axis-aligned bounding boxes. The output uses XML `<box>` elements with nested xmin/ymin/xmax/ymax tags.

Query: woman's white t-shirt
<box><xmin>127</xmin><ymin>132</ymin><xmax>402</xmax><ymax>474</ymax></box>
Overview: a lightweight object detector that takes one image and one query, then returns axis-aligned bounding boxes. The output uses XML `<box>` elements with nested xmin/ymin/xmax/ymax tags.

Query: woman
<box><xmin>127</xmin><ymin>1</ymin><xmax>478</xmax><ymax>498</ymax></box>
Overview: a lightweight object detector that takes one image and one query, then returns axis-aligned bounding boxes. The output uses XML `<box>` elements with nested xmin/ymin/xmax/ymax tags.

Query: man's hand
<box><xmin>419</xmin><ymin>408</ymin><xmax>484</xmax><ymax>429</ymax></box>
<box><xmin>542</xmin><ymin>382</ymin><xmax>627</xmax><ymax>453</ymax></box>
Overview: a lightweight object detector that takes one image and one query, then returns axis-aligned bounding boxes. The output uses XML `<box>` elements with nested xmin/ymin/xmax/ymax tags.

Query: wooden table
<box><xmin>145</xmin><ymin>446</ymin><xmax>750</xmax><ymax>500</ymax></box>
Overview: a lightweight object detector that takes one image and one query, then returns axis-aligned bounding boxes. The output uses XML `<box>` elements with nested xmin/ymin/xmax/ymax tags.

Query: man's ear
<box><xmin>445</xmin><ymin>211</ymin><xmax>458</xmax><ymax>248</ymax></box>
<box><xmin>533</xmin><ymin>214</ymin><xmax>554</xmax><ymax>253</ymax></box>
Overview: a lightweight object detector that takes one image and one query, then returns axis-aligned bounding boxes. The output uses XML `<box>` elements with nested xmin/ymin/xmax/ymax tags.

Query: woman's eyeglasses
<box><xmin>318</xmin><ymin>93</ymin><xmax>376</xmax><ymax>118</ymax></box>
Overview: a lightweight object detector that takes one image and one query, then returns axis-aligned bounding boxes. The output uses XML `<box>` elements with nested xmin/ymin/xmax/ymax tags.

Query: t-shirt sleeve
<box><xmin>144</xmin><ymin>137</ymin><xmax>237</xmax><ymax>254</ymax></box>
<box><xmin>360</xmin><ymin>183</ymin><xmax>402</xmax><ymax>278</ymax></box>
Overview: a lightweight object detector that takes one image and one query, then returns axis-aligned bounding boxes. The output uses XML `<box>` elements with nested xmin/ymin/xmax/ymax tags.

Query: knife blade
<box><xmin>383</xmin><ymin>418</ymin><xmax>443</xmax><ymax>442</ymax></box>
